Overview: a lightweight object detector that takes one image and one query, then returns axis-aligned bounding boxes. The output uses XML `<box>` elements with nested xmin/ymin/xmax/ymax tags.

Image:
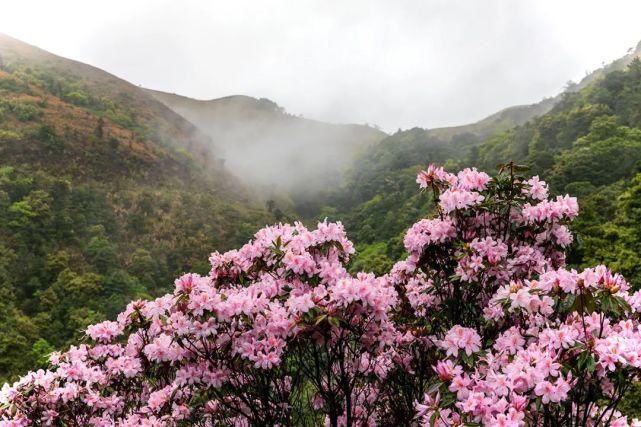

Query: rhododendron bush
<box><xmin>3</xmin><ymin>164</ymin><xmax>641</xmax><ymax>426</ymax></box>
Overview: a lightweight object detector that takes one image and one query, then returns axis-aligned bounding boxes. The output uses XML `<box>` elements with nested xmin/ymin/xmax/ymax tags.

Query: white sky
<box><xmin>1</xmin><ymin>0</ymin><xmax>640</xmax><ymax>131</ymax></box>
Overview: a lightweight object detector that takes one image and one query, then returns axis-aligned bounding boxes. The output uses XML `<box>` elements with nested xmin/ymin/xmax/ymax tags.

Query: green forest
<box><xmin>0</xmin><ymin>46</ymin><xmax>273</xmax><ymax>380</ymax></box>
<box><xmin>323</xmin><ymin>57</ymin><xmax>641</xmax><ymax>291</ymax></box>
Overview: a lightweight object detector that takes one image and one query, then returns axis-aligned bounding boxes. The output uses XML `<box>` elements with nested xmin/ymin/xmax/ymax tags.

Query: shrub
<box><xmin>2</xmin><ymin>164</ymin><xmax>641</xmax><ymax>426</ymax></box>
<box><xmin>11</xmin><ymin>101</ymin><xmax>40</xmax><ymax>122</ymax></box>
<box><xmin>64</xmin><ymin>91</ymin><xmax>89</xmax><ymax>107</ymax></box>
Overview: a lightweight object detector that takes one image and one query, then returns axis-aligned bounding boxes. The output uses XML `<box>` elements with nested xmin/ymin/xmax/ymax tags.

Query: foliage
<box><xmin>3</xmin><ymin>166</ymin><xmax>641</xmax><ymax>426</ymax></box>
<box><xmin>323</xmin><ymin>58</ymin><xmax>641</xmax><ymax>294</ymax></box>
<box><xmin>0</xmin><ymin>49</ymin><xmax>275</xmax><ymax>383</ymax></box>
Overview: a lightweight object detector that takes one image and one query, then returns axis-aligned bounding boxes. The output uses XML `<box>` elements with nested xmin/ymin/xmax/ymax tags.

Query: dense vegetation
<box><xmin>4</xmin><ymin>165</ymin><xmax>641</xmax><ymax>426</ymax></box>
<box><xmin>0</xmin><ymin>40</ymin><xmax>272</xmax><ymax>382</ymax></box>
<box><xmin>324</xmin><ymin>57</ymin><xmax>641</xmax><ymax>291</ymax></box>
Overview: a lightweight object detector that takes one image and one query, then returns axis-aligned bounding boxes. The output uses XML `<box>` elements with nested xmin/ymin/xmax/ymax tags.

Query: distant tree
<box><xmin>108</xmin><ymin>137</ymin><xmax>119</xmax><ymax>152</ymax></box>
<box><xmin>266</xmin><ymin>199</ymin><xmax>275</xmax><ymax>212</ymax></box>
<box><xmin>86</xmin><ymin>232</ymin><xmax>118</xmax><ymax>274</ymax></box>
<box><xmin>273</xmin><ymin>207</ymin><xmax>285</xmax><ymax>222</ymax></box>
<box><xmin>564</xmin><ymin>79</ymin><xmax>578</xmax><ymax>91</ymax></box>
<box><xmin>95</xmin><ymin>117</ymin><xmax>104</xmax><ymax>139</ymax></box>
<box><xmin>30</xmin><ymin>338</ymin><xmax>54</xmax><ymax>368</ymax></box>
<box><xmin>38</xmin><ymin>124</ymin><xmax>63</xmax><ymax>153</ymax></box>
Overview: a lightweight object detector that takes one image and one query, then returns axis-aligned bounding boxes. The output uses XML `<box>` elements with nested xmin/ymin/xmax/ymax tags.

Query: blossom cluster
<box><xmin>3</xmin><ymin>164</ymin><xmax>641</xmax><ymax>426</ymax></box>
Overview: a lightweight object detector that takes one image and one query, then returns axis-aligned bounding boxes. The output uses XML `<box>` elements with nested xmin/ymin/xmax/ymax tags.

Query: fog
<box><xmin>2</xmin><ymin>0</ymin><xmax>641</xmax><ymax>131</ymax></box>
<box><xmin>145</xmin><ymin>90</ymin><xmax>385</xmax><ymax>197</ymax></box>
<box><xmin>2</xmin><ymin>1</ymin><xmax>641</xmax><ymax>197</ymax></box>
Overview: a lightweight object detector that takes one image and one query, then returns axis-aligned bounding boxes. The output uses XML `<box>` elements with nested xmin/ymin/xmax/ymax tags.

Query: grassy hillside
<box><xmin>0</xmin><ymin>35</ymin><xmax>272</xmax><ymax>381</ymax></box>
<box><xmin>145</xmin><ymin>88</ymin><xmax>386</xmax><ymax>204</ymax></box>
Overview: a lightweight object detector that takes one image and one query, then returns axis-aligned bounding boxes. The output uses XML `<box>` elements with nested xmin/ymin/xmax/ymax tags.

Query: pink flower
<box><xmin>147</xmin><ymin>386</ymin><xmax>172</xmax><ymax>412</ymax></box>
<box><xmin>416</xmin><ymin>164</ymin><xmax>457</xmax><ymax>189</ymax></box>
<box><xmin>457</xmin><ymin>167</ymin><xmax>491</xmax><ymax>191</ymax></box>
<box><xmin>524</xmin><ymin>176</ymin><xmax>549</xmax><ymax>200</ymax></box>
<box><xmin>433</xmin><ymin>360</ymin><xmax>461</xmax><ymax>382</ymax></box>
<box><xmin>4</xmin><ymin>165</ymin><xmax>640</xmax><ymax>427</ymax></box>
<box><xmin>439</xmin><ymin>188</ymin><xmax>485</xmax><ymax>213</ymax></box>
<box><xmin>86</xmin><ymin>321</ymin><xmax>123</xmax><ymax>343</ymax></box>
<box><xmin>534</xmin><ymin>377</ymin><xmax>570</xmax><ymax>404</ymax></box>
<box><xmin>439</xmin><ymin>326</ymin><xmax>481</xmax><ymax>357</ymax></box>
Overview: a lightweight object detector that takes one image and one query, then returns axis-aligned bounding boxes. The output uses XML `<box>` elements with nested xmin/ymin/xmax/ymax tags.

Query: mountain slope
<box><xmin>426</xmin><ymin>40</ymin><xmax>641</xmax><ymax>142</ymax></box>
<box><xmin>319</xmin><ymin>40</ymin><xmax>641</xmax><ymax>279</ymax></box>
<box><xmin>425</xmin><ymin>97</ymin><xmax>558</xmax><ymax>141</ymax></box>
<box><xmin>145</xmin><ymin>88</ymin><xmax>387</xmax><ymax>197</ymax></box>
<box><xmin>0</xmin><ymin>33</ymin><xmax>218</xmax><ymax>175</ymax></box>
<box><xmin>0</xmin><ymin>35</ymin><xmax>272</xmax><ymax>381</ymax></box>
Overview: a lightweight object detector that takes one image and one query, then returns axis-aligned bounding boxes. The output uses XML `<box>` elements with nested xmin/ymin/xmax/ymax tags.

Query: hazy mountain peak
<box><xmin>145</xmin><ymin>88</ymin><xmax>387</xmax><ymax>197</ymax></box>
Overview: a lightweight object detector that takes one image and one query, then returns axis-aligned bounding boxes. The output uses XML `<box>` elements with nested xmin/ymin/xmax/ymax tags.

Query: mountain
<box><xmin>3</xmin><ymin>30</ymin><xmax>641</xmax><ymax>392</ymax></box>
<box><xmin>0</xmin><ymin>34</ymin><xmax>272</xmax><ymax>381</ymax></box>
<box><xmin>319</xmin><ymin>39</ymin><xmax>641</xmax><ymax>281</ymax></box>
<box><xmin>426</xmin><ymin>39</ymin><xmax>641</xmax><ymax>142</ymax></box>
<box><xmin>0</xmin><ymin>33</ymin><xmax>226</xmax><ymax>178</ymax></box>
<box><xmin>425</xmin><ymin>97</ymin><xmax>558</xmax><ymax>141</ymax></box>
<box><xmin>142</xmin><ymin>42</ymin><xmax>641</xmax><ymax>208</ymax></box>
<box><xmin>145</xmin><ymin>88</ymin><xmax>387</xmax><ymax>198</ymax></box>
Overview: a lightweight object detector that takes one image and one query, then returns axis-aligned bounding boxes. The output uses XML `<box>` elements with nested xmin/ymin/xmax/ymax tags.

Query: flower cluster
<box><xmin>388</xmin><ymin>164</ymin><xmax>641</xmax><ymax>426</ymax></box>
<box><xmin>3</xmin><ymin>164</ymin><xmax>641</xmax><ymax>426</ymax></box>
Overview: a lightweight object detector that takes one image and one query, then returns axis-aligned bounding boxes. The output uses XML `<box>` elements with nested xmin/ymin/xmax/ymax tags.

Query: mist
<box><xmin>2</xmin><ymin>0</ymin><xmax>641</xmax><ymax>199</ymax></box>
<box><xmin>146</xmin><ymin>90</ymin><xmax>385</xmax><ymax>198</ymax></box>
<box><xmin>2</xmin><ymin>0</ymin><xmax>641</xmax><ymax>132</ymax></box>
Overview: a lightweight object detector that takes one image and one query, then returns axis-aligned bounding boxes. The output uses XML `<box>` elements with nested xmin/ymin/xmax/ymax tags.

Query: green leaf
<box><xmin>558</xmin><ymin>294</ymin><xmax>576</xmax><ymax>313</ymax></box>
<box><xmin>440</xmin><ymin>392</ymin><xmax>456</xmax><ymax>407</ymax></box>
<box><xmin>314</xmin><ymin>314</ymin><xmax>327</xmax><ymax>326</ymax></box>
<box><xmin>429</xmin><ymin>410</ymin><xmax>439</xmax><ymax>427</ymax></box>
<box><xmin>577</xmin><ymin>351</ymin><xmax>596</xmax><ymax>373</ymax></box>
<box><xmin>461</xmin><ymin>352</ymin><xmax>474</xmax><ymax>367</ymax></box>
<box><xmin>569</xmin><ymin>290</ymin><xmax>595</xmax><ymax>314</ymax></box>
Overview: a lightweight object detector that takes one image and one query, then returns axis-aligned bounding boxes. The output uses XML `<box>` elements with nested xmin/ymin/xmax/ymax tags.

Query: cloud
<box><xmin>1</xmin><ymin>0</ymin><xmax>640</xmax><ymax>131</ymax></box>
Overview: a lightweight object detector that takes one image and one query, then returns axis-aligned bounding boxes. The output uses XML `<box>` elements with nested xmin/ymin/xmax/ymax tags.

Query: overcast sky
<box><xmin>1</xmin><ymin>0</ymin><xmax>641</xmax><ymax>131</ymax></box>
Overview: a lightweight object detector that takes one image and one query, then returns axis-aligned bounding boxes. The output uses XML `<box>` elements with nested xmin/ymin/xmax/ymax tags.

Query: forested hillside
<box><xmin>475</xmin><ymin>58</ymin><xmax>641</xmax><ymax>287</ymax></box>
<box><xmin>0</xmin><ymin>35</ymin><xmax>272</xmax><ymax>381</ymax></box>
<box><xmin>7</xmin><ymin>0</ymin><xmax>641</xmax><ymax>420</ymax></box>
<box><xmin>322</xmin><ymin>44</ymin><xmax>641</xmax><ymax>284</ymax></box>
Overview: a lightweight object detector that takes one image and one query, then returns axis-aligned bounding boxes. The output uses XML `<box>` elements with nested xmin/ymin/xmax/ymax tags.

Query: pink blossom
<box><xmin>4</xmin><ymin>165</ymin><xmax>641</xmax><ymax>426</ymax></box>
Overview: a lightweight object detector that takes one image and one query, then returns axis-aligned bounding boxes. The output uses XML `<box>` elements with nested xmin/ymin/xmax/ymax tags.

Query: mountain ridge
<box><xmin>145</xmin><ymin>87</ymin><xmax>387</xmax><ymax>198</ymax></box>
<box><xmin>0</xmin><ymin>32</ymin><xmax>223</xmax><ymax>177</ymax></box>
<box><xmin>315</xmin><ymin>37</ymin><xmax>641</xmax><ymax>274</ymax></box>
<box><xmin>417</xmin><ymin>39</ymin><xmax>641</xmax><ymax>142</ymax></box>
